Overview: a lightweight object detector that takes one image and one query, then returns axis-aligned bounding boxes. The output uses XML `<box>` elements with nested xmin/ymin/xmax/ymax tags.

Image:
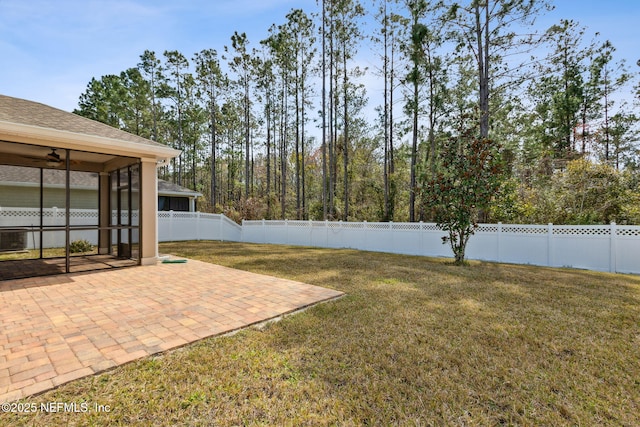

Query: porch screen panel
<box><xmin>0</xmin><ymin>165</ymin><xmax>40</xmax><ymax>254</ymax></box>
<box><xmin>110</xmin><ymin>165</ymin><xmax>140</xmax><ymax>260</ymax></box>
<box><xmin>40</xmin><ymin>168</ymin><xmax>67</xmax><ymax>255</ymax></box>
<box><xmin>129</xmin><ymin>164</ymin><xmax>140</xmax><ymax>259</ymax></box>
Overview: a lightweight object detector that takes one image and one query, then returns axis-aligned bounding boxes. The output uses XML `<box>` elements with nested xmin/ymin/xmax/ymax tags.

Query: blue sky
<box><xmin>0</xmin><ymin>0</ymin><xmax>638</xmax><ymax>113</ymax></box>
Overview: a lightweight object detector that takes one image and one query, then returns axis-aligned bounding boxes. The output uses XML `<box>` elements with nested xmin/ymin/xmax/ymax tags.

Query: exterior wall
<box><xmin>0</xmin><ymin>184</ymin><xmax>195</xmax><ymax>211</ymax></box>
<box><xmin>139</xmin><ymin>159</ymin><xmax>159</xmax><ymax>265</ymax></box>
<box><xmin>0</xmin><ymin>185</ymin><xmax>98</xmax><ymax>209</ymax></box>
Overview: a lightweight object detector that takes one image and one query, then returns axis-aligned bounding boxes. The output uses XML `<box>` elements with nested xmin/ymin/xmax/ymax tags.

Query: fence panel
<box><xmin>3</xmin><ymin>207</ymin><xmax>639</xmax><ymax>274</ymax></box>
<box><xmin>158</xmin><ymin>211</ymin><xmax>242</xmax><ymax>243</ymax></box>
<box><xmin>498</xmin><ymin>225</ymin><xmax>550</xmax><ymax>266</ymax></box>
<box><xmin>0</xmin><ymin>207</ymin><xmax>99</xmax><ymax>249</ymax></box>
<box><xmin>550</xmin><ymin>225</ymin><xmax>612</xmax><ymax>271</ymax></box>
<box><xmin>389</xmin><ymin>223</ymin><xmax>424</xmax><ymax>256</ymax></box>
<box><xmin>466</xmin><ymin>224</ymin><xmax>499</xmax><ymax>262</ymax></box>
<box><xmin>238</xmin><ymin>219</ymin><xmax>640</xmax><ymax>274</ymax></box>
<box><xmin>616</xmin><ymin>226</ymin><xmax>640</xmax><ymax>274</ymax></box>
<box><xmin>310</xmin><ymin>221</ymin><xmax>329</xmax><ymax>248</ymax></box>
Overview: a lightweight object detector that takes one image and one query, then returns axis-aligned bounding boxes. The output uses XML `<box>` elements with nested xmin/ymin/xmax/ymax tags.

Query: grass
<box><xmin>2</xmin><ymin>241</ymin><xmax>639</xmax><ymax>426</ymax></box>
<box><xmin>0</xmin><ymin>247</ymin><xmax>98</xmax><ymax>261</ymax></box>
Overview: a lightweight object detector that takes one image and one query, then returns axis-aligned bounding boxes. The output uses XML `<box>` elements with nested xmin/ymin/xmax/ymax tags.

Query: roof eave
<box><xmin>0</xmin><ymin>120</ymin><xmax>180</xmax><ymax>163</ymax></box>
<box><xmin>160</xmin><ymin>190</ymin><xmax>203</xmax><ymax>198</ymax></box>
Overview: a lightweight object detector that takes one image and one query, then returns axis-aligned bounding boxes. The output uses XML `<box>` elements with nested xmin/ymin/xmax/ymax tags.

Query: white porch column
<box><xmin>98</xmin><ymin>172</ymin><xmax>110</xmax><ymax>254</ymax></box>
<box><xmin>140</xmin><ymin>158</ymin><xmax>159</xmax><ymax>265</ymax></box>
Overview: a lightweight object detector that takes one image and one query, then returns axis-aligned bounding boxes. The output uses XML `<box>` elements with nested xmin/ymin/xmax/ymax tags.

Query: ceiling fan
<box><xmin>15</xmin><ymin>148</ymin><xmax>75</xmax><ymax>168</ymax></box>
<box><xmin>44</xmin><ymin>148</ymin><xmax>63</xmax><ymax>167</ymax></box>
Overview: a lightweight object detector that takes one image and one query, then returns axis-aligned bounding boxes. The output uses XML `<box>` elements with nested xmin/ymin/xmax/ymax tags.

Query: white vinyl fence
<box><xmin>0</xmin><ymin>208</ymin><xmax>242</xmax><ymax>249</ymax></box>
<box><xmin>157</xmin><ymin>211</ymin><xmax>242</xmax><ymax>242</ymax></box>
<box><xmin>0</xmin><ymin>207</ymin><xmax>102</xmax><ymax>249</ymax></box>
<box><xmin>2</xmin><ymin>207</ymin><xmax>639</xmax><ymax>274</ymax></box>
<box><xmin>241</xmin><ymin>220</ymin><xmax>640</xmax><ymax>275</ymax></box>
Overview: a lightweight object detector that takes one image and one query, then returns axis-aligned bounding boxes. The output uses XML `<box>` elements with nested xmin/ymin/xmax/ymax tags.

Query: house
<box><xmin>157</xmin><ymin>179</ymin><xmax>201</xmax><ymax>212</ymax></box>
<box><xmin>0</xmin><ymin>166</ymin><xmax>202</xmax><ymax>212</ymax></box>
<box><xmin>0</xmin><ymin>94</ymin><xmax>180</xmax><ymax>276</ymax></box>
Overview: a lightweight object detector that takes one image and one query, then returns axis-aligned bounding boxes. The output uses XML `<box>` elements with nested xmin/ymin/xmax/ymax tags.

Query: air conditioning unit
<box><xmin>0</xmin><ymin>229</ymin><xmax>28</xmax><ymax>252</ymax></box>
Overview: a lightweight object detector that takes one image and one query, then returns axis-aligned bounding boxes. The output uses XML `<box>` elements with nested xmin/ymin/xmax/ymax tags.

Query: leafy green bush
<box><xmin>423</xmin><ymin>136</ymin><xmax>505</xmax><ymax>265</ymax></box>
<box><xmin>69</xmin><ymin>239</ymin><xmax>94</xmax><ymax>254</ymax></box>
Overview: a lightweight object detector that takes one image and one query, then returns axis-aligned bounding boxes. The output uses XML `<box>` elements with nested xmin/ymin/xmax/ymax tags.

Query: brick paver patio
<box><xmin>0</xmin><ymin>258</ymin><xmax>343</xmax><ymax>402</ymax></box>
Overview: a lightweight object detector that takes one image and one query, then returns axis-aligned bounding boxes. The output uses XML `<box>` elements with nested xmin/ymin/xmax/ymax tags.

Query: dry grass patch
<box><xmin>2</xmin><ymin>241</ymin><xmax>639</xmax><ymax>426</ymax></box>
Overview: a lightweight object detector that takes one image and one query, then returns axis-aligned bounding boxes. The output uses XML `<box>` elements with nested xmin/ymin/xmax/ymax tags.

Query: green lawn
<box><xmin>3</xmin><ymin>241</ymin><xmax>639</xmax><ymax>426</ymax></box>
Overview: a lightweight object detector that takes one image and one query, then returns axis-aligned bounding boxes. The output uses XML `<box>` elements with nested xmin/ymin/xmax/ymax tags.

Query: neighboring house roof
<box><xmin>0</xmin><ymin>165</ymin><xmax>97</xmax><ymax>188</ymax></box>
<box><xmin>158</xmin><ymin>179</ymin><xmax>202</xmax><ymax>198</ymax></box>
<box><xmin>0</xmin><ymin>165</ymin><xmax>201</xmax><ymax>198</ymax></box>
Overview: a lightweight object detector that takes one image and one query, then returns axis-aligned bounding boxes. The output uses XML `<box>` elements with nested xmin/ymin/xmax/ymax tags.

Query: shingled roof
<box><xmin>0</xmin><ymin>94</ymin><xmax>165</xmax><ymax>148</ymax></box>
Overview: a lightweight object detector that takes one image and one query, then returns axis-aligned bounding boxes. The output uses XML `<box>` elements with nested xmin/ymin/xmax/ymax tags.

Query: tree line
<box><xmin>74</xmin><ymin>0</ymin><xmax>640</xmax><ymax>225</ymax></box>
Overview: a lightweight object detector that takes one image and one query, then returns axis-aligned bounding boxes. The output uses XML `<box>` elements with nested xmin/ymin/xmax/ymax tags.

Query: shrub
<box><xmin>69</xmin><ymin>239</ymin><xmax>94</xmax><ymax>253</ymax></box>
<box><xmin>423</xmin><ymin>136</ymin><xmax>504</xmax><ymax>265</ymax></box>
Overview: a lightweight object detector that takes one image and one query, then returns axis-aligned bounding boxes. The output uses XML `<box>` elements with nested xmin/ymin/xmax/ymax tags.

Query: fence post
<box><xmin>285</xmin><ymin>219</ymin><xmax>289</xmax><ymax>245</ymax></box>
<box><xmin>196</xmin><ymin>212</ymin><xmax>200</xmax><ymax>241</ymax></box>
<box><xmin>610</xmin><ymin>222</ymin><xmax>617</xmax><ymax>273</ymax></box>
<box><xmin>363</xmin><ymin>221</ymin><xmax>368</xmax><ymax>250</ymax></box>
<box><xmin>167</xmin><ymin>210</ymin><xmax>172</xmax><ymax>242</ymax></box>
<box><xmin>325</xmin><ymin>220</ymin><xmax>329</xmax><ymax>248</ymax></box>
<box><xmin>547</xmin><ymin>223</ymin><xmax>553</xmax><ymax>267</ymax></box>
<box><xmin>497</xmin><ymin>222</ymin><xmax>502</xmax><ymax>263</ymax></box>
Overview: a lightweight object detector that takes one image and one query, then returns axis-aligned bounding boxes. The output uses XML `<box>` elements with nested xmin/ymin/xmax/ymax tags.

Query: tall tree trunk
<box><xmin>266</xmin><ymin>97</ymin><xmax>272</xmax><ymax>218</ymax></box>
<box><xmin>210</xmin><ymin>97</ymin><xmax>217</xmax><ymax>208</ymax></box>
<box><xmin>295</xmin><ymin>67</ymin><xmax>301</xmax><ymax>219</ymax></box>
<box><xmin>603</xmin><ymin>66</ymin><xmax>610</xmax><ymax>162</ymax></box>
<box><xmin>281</xmin><ymin>74</ymin><xmax>288</xmax><ymax>218</ymax></box>
<box><xmin>328</xmin><ymin>24</ymin><xmax>335</xmax><ymax>219</ymax></box>
<box><xmin>389</xmin><ymin>35</ymin><xmax>395</xmax><ymax>220</ymax></box>
<box><xmin>343</xmin><ymin>46</ymin><xmax>349</xmax><ymax>221</ymax></box>
<box><xmin>321</xmin><ymin>0</ymin><xmax>328</xmax><ymax>220</ymax></box>
<box><xmin>301</xmin><ymin>74</ymin><xmax>307</xmax><ymax>220</ymax></box>
<box><xmin>410</xmin><ymin>75</ymin><xmax>418</xmax><ymax>222</ymax></box>
<box><xmin>476</xmin><ymin>1</ymin><xmax>490</xmax><ymax>139</ymax></box>
<box><xmin>383</xmin><ymin>3</ymin><xmax>390</xmax><ymax>222</ymax></box>
<box><xmin>244</xmin><ymin>78</ymin><xmax>250</xmax><ymax>199</ymax></box>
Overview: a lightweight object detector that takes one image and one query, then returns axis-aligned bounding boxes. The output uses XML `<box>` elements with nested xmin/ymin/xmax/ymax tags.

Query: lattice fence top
<box><xmin>70</xmin><ymin>211</ymin><xmax>99</xmax><ymax>218</ymax></box>
<box><xmin>3</xmin><ymin>208</ymin><xmax>640</xmax><ymax>238</ymax></box>
<box><xmin>616</xmin><ymin>227</ymin><xmax>640</xmax><ymax>237</ymax></box>
<box><xmin>552</xmin><ymin>226</ymin><xmax>611</xmax><ymax>236</ymax></box>
<box><xmin>366</xmin><ymin>223</ymin><xmax>390</xmax><ymax>230</ymax></box>
<box><xmin>502</xmin><ymin>225</ymin><xmax>548</xmax><ymax>235</ymax></box>
<box><xmin>393</xmin><ymin>223</ymin><xmax>424</xmax><ymax>230</ymax></box>
<box><xmin>477</xmin><ymin>225</ymin><xmax>499</xmax><ymax>233</ymax></box>
<box><xmin>0</xmin><ymin>209</ymin><xmax>41</xmax><ymax>217</ymax></box>
<box><xmin>170</xmin><ymin>212</ymin><xmax>196</xmax><ymax>219</ymax></box>
<box><xmin>287</xmin><ymin>221</ymin><xmax>312</xmax><ymax>227</ymax></box>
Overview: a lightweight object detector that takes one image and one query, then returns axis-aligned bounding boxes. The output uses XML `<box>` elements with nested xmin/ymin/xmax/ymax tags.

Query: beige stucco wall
<box><xmin>140</xmin><ymin>159</ymin><xmax>159</xmax><ymax>265</ymax></box>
